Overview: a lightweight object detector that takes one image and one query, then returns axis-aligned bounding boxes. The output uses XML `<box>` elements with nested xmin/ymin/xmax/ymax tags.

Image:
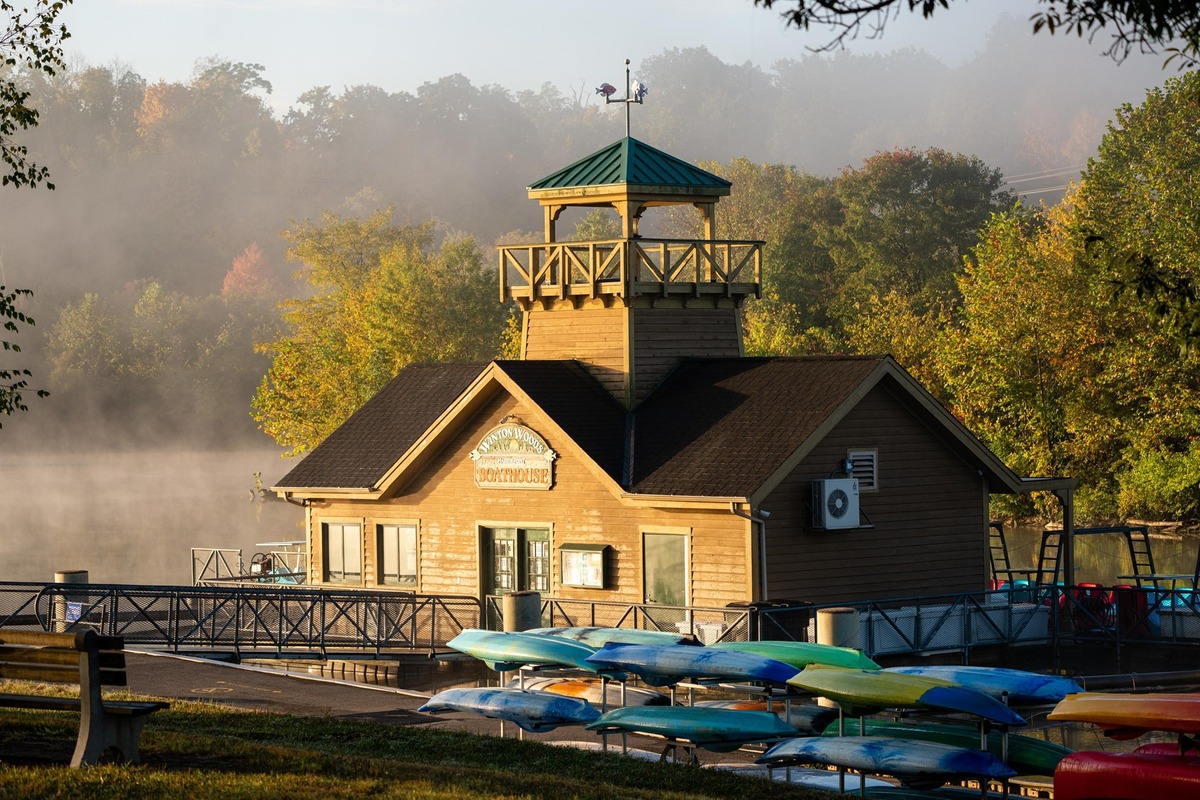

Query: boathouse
<box><xmin>273</xmin><ymin>136</ymin><xmax>1070</xmax><ymax>611</ymax></box>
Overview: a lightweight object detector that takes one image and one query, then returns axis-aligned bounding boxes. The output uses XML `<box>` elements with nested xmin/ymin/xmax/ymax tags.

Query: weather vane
<box><xmin>595</xmin><ymin>59</ymin><xmax>648</xmax><ymax>137</ymax></box>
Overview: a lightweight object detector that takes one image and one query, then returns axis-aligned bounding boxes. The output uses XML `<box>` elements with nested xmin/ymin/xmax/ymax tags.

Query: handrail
<box><xmin>499</xmin><ymin>238</ymin><xmax>762</xmax><ymax>303</ymax></box>
<box><xmin>0</xmin><ymin>582</ymin><xmax>480</xmax><ymax>656</ymax></box>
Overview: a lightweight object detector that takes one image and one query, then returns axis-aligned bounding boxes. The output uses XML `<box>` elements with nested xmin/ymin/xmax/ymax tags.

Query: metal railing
<box><xmin>7</xmin><ymin>581</ymin><xmax>1198</xmax><ymax>661</ymax></box>
<box><xmin>0</xmin><ymin>582</ymin><xmax>479</xmax><ymax>656</ymax></box>
<box><xmin>499</xmin><ymin>237</ymin><xmax>763</xmax><ymax>303</ymax></box>
<box><xmin>484</xmin><ymin>595</ymin><xmax>753</xmax><ymax>645</ymax></box>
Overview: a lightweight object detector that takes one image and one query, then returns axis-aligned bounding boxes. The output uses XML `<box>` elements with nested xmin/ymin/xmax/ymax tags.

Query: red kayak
<box><xmin>1055</xmin><ymin>751</ymin><xmax>1200</xmax><ymax>800</ymax></box>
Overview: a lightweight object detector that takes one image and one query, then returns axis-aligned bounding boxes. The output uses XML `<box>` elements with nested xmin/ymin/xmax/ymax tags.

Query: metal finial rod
<box><xmin>624</xmin><ymin>59</ymin><xmax>632</xmax><ymax>137</ymax></box>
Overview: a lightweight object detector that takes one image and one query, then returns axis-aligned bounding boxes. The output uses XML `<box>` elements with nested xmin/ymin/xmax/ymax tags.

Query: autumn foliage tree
<box><xmin>252</xmin><ymin>209</ymin><xmax>512</xmax><ymax>456</ymax></box>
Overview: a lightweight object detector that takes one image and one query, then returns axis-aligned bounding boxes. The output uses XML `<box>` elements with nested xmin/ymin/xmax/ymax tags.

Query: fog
<box><xmin>0</xmin><ymin>13</ymin><xmax>1178</xmax><ymax>584</ymax></box>
<box><xmin>0</xmin><ymin>449</ymin><xmax>302</xmax><ymax>584</ymax></box>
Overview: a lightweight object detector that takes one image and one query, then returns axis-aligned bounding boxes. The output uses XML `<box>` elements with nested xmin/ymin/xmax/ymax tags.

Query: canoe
<box><xmin>1054</xmin><ymin>751</ymin><xmax>1200</xmax><ymax>800</ymax></box>
<box><xmin>504</xmin><ymin>676</ymin><xmax>668</xmax><ymax>707</ymax></box>
<box><xmin>693</xmin><ymin>699</ymin><xmax>838</xmax><ymax>735</ymax></box>
<box><xmin>1048</xmin><ymin>692</ymin><xmax>1200</xmax><ymax>737</ymax></box>
<box><xmin>713</xmin><ymin>639</ymin><xmax>880</xmax><ymax>671</ymax></box>
<box><xmin>584</xmin><ymin>643</ymin><xmax>799</xmax><ymax>687</ymax></box>
<box><xmin>756</xmin><ymin>735</ymin><xmax>1018</xmax><ymax>782</ymax></box>
<box><xmin>418</xmin><ymin>686</ymin><xmax>600</xmax><ymax>732</ymax></box>
<box><xmin>705</xmin><ymin>763</ymin><xmax>892</xmax><ymax>790</ymax></box>
<box><xmin>821</xmin><ymin>718</ymin><xmax>1071</xmax><ymax>776</ymax></box>
<box><xmin>446</xmin><ymin>629</ymin><xmax>622</xmax><ymax>677</ymax></box>
<box><xmin>585</xmin><ymin>706</ymin><xmax>798</xmax><ymax>752</ymax></box>
<box><xmin>528</xmin><ymin>626</ymin><xmax>694</xmax><ymax>647</ymax></box>
<box><xmin>787</xmin><ymin>664</ymin><xmax>1027</xmax><ymax>726</ymax></box>
<box><xmin>885</xmin><ymin>665</ymin><xmax>1082</xmax><ymax>705</ymax></box>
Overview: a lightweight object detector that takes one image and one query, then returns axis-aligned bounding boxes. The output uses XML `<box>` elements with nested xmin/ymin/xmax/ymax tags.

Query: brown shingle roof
<box><xmin>494</xmin><ymin>360</ymin><xmax>627</xmax><ymax>482</ymax></box>
<box><xmin>275</xmin><ymin>363</ymin><xmax>485</xmax><ymax>490</ymax></box>
<box><xmin>629</xmin><ymin>357</ymin><xmax>885</xmax><ymax>497</ymax></box>
<box><xmin>276</xmin><ymin>355</ymin><xmax>990</xmax><ymax>500</ymax></box>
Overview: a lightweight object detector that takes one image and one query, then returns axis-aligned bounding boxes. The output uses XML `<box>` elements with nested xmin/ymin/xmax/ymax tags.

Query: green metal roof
<box><xmin>529</xmin><ymin>137</ymin><xmax>731</xmax><ymax>194</ymax></box>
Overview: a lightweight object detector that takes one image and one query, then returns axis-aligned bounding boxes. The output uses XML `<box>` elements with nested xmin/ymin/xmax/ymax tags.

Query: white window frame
<box><xmin>323</xmin><ymin>521</ymin><xmax>363</xmax><ymax>584</ymax></box>
<box><xmin>847</xmin><ymin>448</ymin><xmax>878</xmax><ymax>492</ymax></box>
<box><xmin>378</xmin><ymin>522</ymin><xmax>418</xmax><ymax>588</ymax></box>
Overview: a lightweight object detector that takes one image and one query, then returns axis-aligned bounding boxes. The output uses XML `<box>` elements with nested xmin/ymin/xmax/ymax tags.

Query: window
<box><xmin>847</xmin><ymin>449</ymin><xmax>878</xmax><ymax>491</ymax></box>
<box><xmin>378</xmin><ymin>524</ymin><xmax>417</xmax><ymax>587</ymax></box>
<box><xmin>323</xmin><ymin>522</ymin><xmax>362</xmax><ymax>584</ymax></box>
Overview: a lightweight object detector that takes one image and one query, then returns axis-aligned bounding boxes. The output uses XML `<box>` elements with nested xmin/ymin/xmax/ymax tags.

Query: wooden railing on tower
<box><xmin>499</xmin><ymin>237</ymin><xmax>762</xmax><ymax>305</ymax></box>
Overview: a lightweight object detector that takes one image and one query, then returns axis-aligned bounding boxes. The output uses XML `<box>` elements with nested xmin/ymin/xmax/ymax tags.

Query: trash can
<box><xmin>817</xmin><ymin>607</ymin><xmax>860</xmax><ymax>650</ymax></box>
<box><xmin>502</xmin><ymin>591</ymin><xmax>541</xmax><ymax>632</ymax></box>
<box><xmin>761</xmin><ymin>600</ymin><xmax>814</xmax><ymax>642</ymax></box>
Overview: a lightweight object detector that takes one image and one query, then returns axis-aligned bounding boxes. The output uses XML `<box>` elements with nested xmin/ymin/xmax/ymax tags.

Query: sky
<box><xmin>66</xmin><ymin>0</ymin><xmax>1054</xmax><ymax>113</ymax></box>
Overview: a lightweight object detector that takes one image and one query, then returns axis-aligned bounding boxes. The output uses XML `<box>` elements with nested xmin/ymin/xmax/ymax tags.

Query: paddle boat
<box><xmin>885</xmin><ymin>664</ymin><xmax>1083</xmax><ymax>705</ymax></box>
<box><xmin>713</xmin><ymin>639</ymin><xmax>880</xmax><ymax>671</ymax></box>
<box><xmin>757</xmin><ymin>736</ymin><xmax>1018</xmax><ymax>787</ymax></box>
<box><xmin>446</xmin><ymin>629</ymin><xmax>623</xmax><ymax>677</ymax></box>
<box><xmin>584</xmin><ymin>642</ymin><xmax>799</xmax><ymax>687</ymax></box>
<box><xmin>585</xmin><ymin>705</ymin><xmax>797</xmax><ymax>753</ymax></box>
<box><xmin>418</xmin><ymin>686</ymin><xmax>600</xmax><ymax>732</ymax></box>
<box><xmin>787</xmin><ymin>664</ymin><xmax>1027</xmax><ymax>726</ymax></box>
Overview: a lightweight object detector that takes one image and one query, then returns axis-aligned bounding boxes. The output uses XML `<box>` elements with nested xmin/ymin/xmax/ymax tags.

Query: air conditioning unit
<box><xmin>812</xmin><ymin>478</ymin><xmax>860</xmax><ymax>530</ymax></box>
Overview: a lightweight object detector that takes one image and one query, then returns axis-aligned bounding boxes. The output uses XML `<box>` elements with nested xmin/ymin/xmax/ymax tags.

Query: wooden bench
<box><xmin>0</xmin><ymin>629</ymin><xmax>168</xmax><ymax>766</ymax></box>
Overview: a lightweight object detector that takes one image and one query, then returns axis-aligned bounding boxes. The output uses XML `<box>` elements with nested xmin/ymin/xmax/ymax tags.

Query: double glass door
<box><xmin>483</xmin><ymin>527</ymin><xmax>549</xmax><ymax>596</ymax></box>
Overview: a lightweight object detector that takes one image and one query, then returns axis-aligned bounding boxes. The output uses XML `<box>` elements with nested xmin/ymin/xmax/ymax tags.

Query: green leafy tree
<box><xmin>938</xmin><ymin>197</ymin><xmax>1200</xmax><ymax>521</ymax></box>
<box><xmin>0</xmin><ymin>0</ymin><xmax>72</xmax><ymax>427</ymax></box>
<box><xmin>753</xmin><ymin>1</ymin><xmax>1200</xmax><ymax>68</ymax></box>
<box><xmin>253</xmin><ymin>209</ymin><xmax>512</xmax><ymax>456</ymax></box>
<box><xmin>823</xmin><ymin>147</ymin><xmax>1015</xmax><ymax>322</ymax></box>
<box><xmin>1077</xmin><ymin>70</ymin><xmax>1200</xmax><ymax>353</ymax></box>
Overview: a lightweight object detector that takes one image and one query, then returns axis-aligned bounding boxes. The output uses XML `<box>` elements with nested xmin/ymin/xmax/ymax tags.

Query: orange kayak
<box><xmin>1048</xmin><ymin>692</ymin><xmax>1200</xmax><ymax>737</ymax></box>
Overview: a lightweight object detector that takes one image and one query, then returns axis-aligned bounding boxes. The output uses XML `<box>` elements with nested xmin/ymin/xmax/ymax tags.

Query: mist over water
<box><xmin>0</xmin><ymin>449</ymin><xmax>302</xmax><ymax>585</ymax></box>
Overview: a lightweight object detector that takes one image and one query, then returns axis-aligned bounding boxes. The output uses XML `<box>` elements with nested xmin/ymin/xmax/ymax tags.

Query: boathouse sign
<box><xmin>470</xmin><ymin>422</ymin><xmax>557</xmax><ymax>490</ymax></box>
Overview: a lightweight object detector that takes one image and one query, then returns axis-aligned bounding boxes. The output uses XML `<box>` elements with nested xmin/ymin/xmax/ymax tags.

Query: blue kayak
<box><xmin>528</xmin><ymin>626</ymin><xmax>695</xmax><ymax>647</ymax></box>
<box><xmin>757</xmin><ymin>735</ymin><xmax>1018</xmax><ymax>782</ymax></box>
<box><xmin>446</xmin><ymin>628</ymin><xmax>622</xmax><ymax>677</ymax></box>
<box><xmin>585</xmin><ymin>643</ymin><xmax>800</xmax><ymax>687</ymax></box>
<box><xmin>418</xmin><ymin>686</ymin><xmax>600</xmax><ymax>732</ymax></box>
<box><xmin>884</xmin><ymin>665</ymin><xmax>1083</xmax><ymax>705</ymax></box>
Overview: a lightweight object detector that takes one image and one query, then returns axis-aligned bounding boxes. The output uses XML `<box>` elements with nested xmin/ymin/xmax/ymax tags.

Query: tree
<box><xmin>753</xmin><ymin>0</ymin><xmax>1200</xmax><ymax>68</ymax></box>
<box><xmin>1077</xmin><ymin>70</ymin><xmax>1200</xmax><ymax>353</ymax></box>
<box><xmin>252</xmin><ymin>209</ymin><xmax>512</xmax><ymax>456</ymax></box>
<box><xmin>937</xmin><ymin>197</ymin><xmax>1200</xmax><ymax>521</ymax></box>
<box><xmin>0</xmin><ymin>0</ymin><xmax>72</xmax><ymax>428</ymax></box>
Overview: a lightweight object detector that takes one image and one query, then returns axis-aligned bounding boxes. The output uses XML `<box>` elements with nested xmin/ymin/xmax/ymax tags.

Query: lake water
<box><xmin>0</xmin><ymin>449</ymin><xmax>303</xmax><ymax>585</ymax></box>
<box><xmin>1004</xmin><ymin>524</ymin><xmax>1199</xmax><ymax>587</ymax></box>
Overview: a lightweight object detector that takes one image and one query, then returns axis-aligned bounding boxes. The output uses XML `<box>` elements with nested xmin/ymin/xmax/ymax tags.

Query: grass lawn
<box><xmin>0</xmin><ymin>681</ymin><xmax>834</xmax><ymax>800</ymax></box>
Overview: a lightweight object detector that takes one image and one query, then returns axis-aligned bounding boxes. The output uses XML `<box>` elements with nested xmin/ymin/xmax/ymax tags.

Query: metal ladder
<box><xmin>988</xmin><ymin>521</ymin><xmax>1011</xmax><ymax>583</ymax></box>
<box><xmin>1124</xmin><ymin>526</ymin><xmax>1157</xmax><ymax>582</ymax></box>
<box><xmin>1037</xmin><ymin>530</ymin><xmax>1063</xmax><ymax>587</ymax></box>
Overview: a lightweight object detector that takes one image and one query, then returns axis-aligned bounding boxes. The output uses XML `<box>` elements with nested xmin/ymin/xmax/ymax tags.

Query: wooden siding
<box><xmin>631</xmin><ymin>306</ymin><xmax>742</xmax><ymax>401</ymax></box>
<box><xmin>761</xmin><ymin>383</ymin><xmax>989</xmax><ymax>605</ymax></box>
<box><xmin>523</xmin><ymin>305</ymin><xmax>627</xmax><ymax>399</ymax></box>
<box><xmin>306</xmin><ymin>391</ymin><xmax>752</xmax><ymax>607</ymax></box>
